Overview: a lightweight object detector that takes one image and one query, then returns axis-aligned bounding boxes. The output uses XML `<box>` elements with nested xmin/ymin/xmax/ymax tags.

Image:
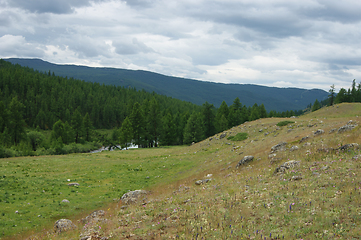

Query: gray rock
<box><xmin>329</xmin><ymin>128</ymin><xmax>337</xmax><ymax>134</ymax></box>
<box><xmin>338</xmin><ymin>124</ymin><xmax>357</xmax><ymax>133</ymax></box>
<box><xmin>67</xmin><ymin>183</ymin><xmax>79</xmax><ymax>186</ymax></box>
<box><xmin>291</xmin><ymin>175</ymin><xmax>302</xmax><ymax>181</ymax></box>
<box><xmin>289</xmin><ymin>145</ymin><xmax>299</xmax><ymax>152</ymax></box>
<box><xmin>299</xmin><ymin>136</ymin><xmax>309</xmax><ymax>144</ymax></box>
<box><xmin>314</xmin><ymin>129</ymin><xmax>324</xmax><ymax>136</ymax></box>
<box><xmin>195</xmin><ymin>179</ymin><xmax>211</xmax><ymax>185</ymax></box>
<box><xmin>271</xmin><ymin>142</ymin><xmax>287</xmax><ymax>153</ymax></box>
<box><xmin>274</xmin><ymin>160</ymin><xmax>300</xmax><ymax>174</ymax></box>
<box><xmin>54</xmin><ymin>219</ymin><xmax>76</xmax><ymax>233</ymax></box>
<box><xmin>82</xmin><ymin>210</ymin><xmax>106</xmax><ymax>224</ymax></box>
<box><xmin>219</xmin><ymin>132</ymin><xmax>227</xmax><ymax>139</ymax></box>
<box><xmin>236</xmin><ymin>155</ymin><xmax>254</xmax><ymax>168</ymax></box>
<box><xmin>338</xmin><ymin>143</ymin><xmax>359</xmax><ymax>151</ymax></box>
<box><xmin>61</xmin><ymin>199</ymin><xmax>70</xmax><ymax>203</ymax></box>
<box><xmin>120</xmin><ymin>190</ymin><xmax>148</xmax><ymax>205</ymax></box>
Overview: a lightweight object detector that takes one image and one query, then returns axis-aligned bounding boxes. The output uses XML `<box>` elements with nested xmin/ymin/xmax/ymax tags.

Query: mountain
<box><xmin>4</xmin><ymin>58</ymin><xmax>328</xmax><ymax>112</ymax></box>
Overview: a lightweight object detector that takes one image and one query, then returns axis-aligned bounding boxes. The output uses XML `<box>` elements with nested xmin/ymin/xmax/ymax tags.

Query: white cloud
<box><xmin>1</xmin><ymin>0</ymin><xmax>361</xmax><ymax>92</ymax></box>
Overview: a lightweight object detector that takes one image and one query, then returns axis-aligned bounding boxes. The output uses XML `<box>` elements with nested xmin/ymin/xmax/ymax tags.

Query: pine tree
<box><xmin>71</xmin><ymin>108</ymin><xmax>83</xmax><ymax>143</ymax></box>
<box><xmin>202</xmin><ymin>102</ymin><xmax>216</xmax><ymax>138</ymax></box>
<box><xmin>312</xmin><ymin>99</ymin><xmax>321</xmax><ymax>112</ymax></box>
<box><xmin>183</xmin><ymin>112</ymin><xmax>203</xmax><ymax>145</ymax></box>
<box><xmin>329</xmin><ymin>84</ymin><xmax>335</xmax><ymax>106</ymax></box>
<box><xmin>8</xmin><ymin>97</ymin><xmax>26</xmax><ymax>145</ymax></box>
<box><xmin>129</xmin><ymin>102</ymin><xmax>145</xmax><ymax>147</ymax></box>
<box><xmin>83</xmin><ymin>113</ymin><xmax>93</xmax><ymax>142</ymax></box>
<box><xmin>119</xmin><ymin>117</ymin><xmax>133</xmax><ymax>150</ymax></box>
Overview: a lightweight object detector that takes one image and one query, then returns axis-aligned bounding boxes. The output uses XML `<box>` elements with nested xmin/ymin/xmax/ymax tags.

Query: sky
<box><xmin>1</xmin><ymin>0</ymin><xmax>361</xmax><ymax>91</ymax></box>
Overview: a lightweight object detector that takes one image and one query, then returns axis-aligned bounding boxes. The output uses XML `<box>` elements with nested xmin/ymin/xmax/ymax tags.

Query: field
<box><xmin>2</xmin><ymin>103</ymin><xmax>361</xmax><ymax>239</ymax></box>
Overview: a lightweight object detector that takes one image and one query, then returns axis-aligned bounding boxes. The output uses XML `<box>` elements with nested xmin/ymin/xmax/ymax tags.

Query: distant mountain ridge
<box><xmin>4</xmin><ymin>58</ymin><xmax>328</xmax><ymax>112</ymax></box>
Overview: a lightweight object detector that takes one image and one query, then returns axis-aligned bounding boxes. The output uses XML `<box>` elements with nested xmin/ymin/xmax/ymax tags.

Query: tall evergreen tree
<box><xmin>312</xmin><ymin>99</ymin><xmax>321</xmax><ymax>112</ymax></box>
<box><xmin>8</xmin><ymin>97</ymin><xmax>26</xmax><ymax>145</ymax></box>
<box><xmin>119</xmin><ymin>116</ymin><xmax>133</xmax><ymax>150</ymax></box>
<box><xmin>83</xmin><ymin>112</ymin><xmax>93</xmax><ymax>142</ymax></box>
<box><xmin>201</xmin><ymin>102</ymin><xmax>216</xmax><ymax>138</ymax></box>
<box><xmin>71</xmin><ymin>108</ymin><xmax>83</xmax><ymax>143</ymax></box>
<box><xmin>129</xmin><ymin>102</ymin><xmax>145</xmax><ymax>147</ymax></box>
<box><xmin>147</xmin><ymin>97</ymin><xmax>160</xmax><ymax>147</ymax></box>
<box><xmin>329</xmin><ymin>84</ymin><xmax>336</xmax><ymax>106</ymax></box>
<box><xmin>183</xmin><ymin>112</ymin><xmax>203</xmax><ymax>145</ymax></box>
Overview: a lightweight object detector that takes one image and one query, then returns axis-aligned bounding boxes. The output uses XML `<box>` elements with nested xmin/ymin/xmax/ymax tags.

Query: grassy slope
<box><xmin>2</xmin><ymin>103</ymin><xmax>361</xmax><ymax>239</ymax></box>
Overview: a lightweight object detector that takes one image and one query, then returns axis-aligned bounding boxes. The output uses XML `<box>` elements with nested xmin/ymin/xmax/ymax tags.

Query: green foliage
<box><xmin>276</xmin><ymin>120</ymin><xmax>295</xmax><ymax>127</ymax></box>
<box><xmin>312</xmin><ymin>99</ymin><xmax>321</xmax><ymax>112</ymax></box>
<box><xmin>183</xmin><ymin>112</ymin><xmax>204</xmax><ymax>144</ymax></box>
<box><xmin>119</xmin><ymin>117</ymin><xmax>133</xmax><ymax>150</ymax></box>
<box><xmin>27</xmin><ymin>131</ymin><xmax>45</xmax><ymax>151</ymax></box>
<box><xmin>227</xmin><ymin>132</ymin><xmax>248</xmax><ymax>141</ymax></box>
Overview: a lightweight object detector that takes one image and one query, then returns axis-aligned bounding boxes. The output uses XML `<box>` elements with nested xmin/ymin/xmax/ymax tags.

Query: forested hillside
<box><xmin>0</xmin><ymin>60</ymin><xmax>297</xmax><ymax>158</ymax></box>
<box><xmin>4</xmin><ymin>58</ymin><xmax>328</xmax><ymax>111</ymax></box>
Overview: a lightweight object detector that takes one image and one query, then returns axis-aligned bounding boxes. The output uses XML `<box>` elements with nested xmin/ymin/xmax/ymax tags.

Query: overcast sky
<box><xmin>1</xmin><ymin>0</ymin><xmax>361</xmax><ymax>91</ymax></box>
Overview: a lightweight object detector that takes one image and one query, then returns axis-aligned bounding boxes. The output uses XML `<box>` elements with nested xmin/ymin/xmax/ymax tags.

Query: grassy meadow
<box><xmin>2</xmin><ymin>103</ymin><xmax>361</xmax><ymax>239</ymax></box>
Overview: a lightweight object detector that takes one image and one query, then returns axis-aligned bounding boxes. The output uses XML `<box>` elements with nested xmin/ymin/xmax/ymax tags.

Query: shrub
<box><xmin>227</xmin><ymin>132</ymin><xmax>248</xmax><ymax>141</ymax></box>
<box><xmin>276</xmin><ymin>120</ymin><xmax>294</xmax><ymax>127</ymax></box>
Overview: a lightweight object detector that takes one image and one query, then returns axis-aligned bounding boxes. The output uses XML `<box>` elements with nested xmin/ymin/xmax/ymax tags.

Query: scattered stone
<box><xmin>219</xmin><ymin>132</ymin><xmax>227</xmax><ymax>139</ymax></box>
<box><xmin>259</xmin><ymin>129</ymin><xmax>263</xmax><ymax>132</ymax></box>
<box><xmin>289</xmin><ymin>145</ymin><xmax>299</xmax><ymax>152</ymax></box>
<box><xmin>274</xmin><ymin>160</ymin><xmax>300</xmax><ymax>174</ymax></box>
<box><xmin>291</xmin><ymin>175</ymin><xmax>302</xmax><ymax>181</ymax></box>
<box><xmin>61</xmin><ymin>199</ymin><xmax>70</xmax><ymax>203</ymax></box>
<box><xmin>67</xmin><ymin>183</ymin><xmax>79</xmax><ymax>186</ymax></box>
<box><xmin>195</xmin><ymin>179</ymin><xmax>211</xmax><ymax>185</ymax></box>
<box><xmin>268</xmin><ymin>153</ymin><xmax>277</xmax><ymax>159</ymax></box>
<box><xmin>120</xmin><ymin>190</ymin><xmax>148</xmax><ymax>205</ymax></box>
<box><xmin>337</xmin><ymin>143</ymin><xmax>359</xmax><ymax>151</ymax></box>
<box><xmin>82</xmin><ymin>210</ymin><xmax>106</xmax><ymax>225</ymax></box>
<box><xmin>271</xmin><ymin>142</ymin><xmax>287</xmax><ymax>153</ymax></box>
<box><xmin>321</xmin><ymin>165</ymin><xmax>329</xmax><ymax>171</ymax></box>
<box><xmin>236</xmin><ymin>155</ymin><xmax>254</xmax><ymax>168</ymax></box>
<box><xmin>299</xmin><ymin>136</ymin><xmax>309</xmax><ymax>143</ymax></box>
<box><xmin>314</xmin><ymin>129</ymin><xmax>324</xmax><ymax>136</ymax></box>
<box><xmin>209</xmin><ymin>137</ymin><xmax>213</xmax><ymax>141</ymax></box>
<box><xmin>329</xmin><ymin>128</ymin><xmax>337</xmax><ymax>134</ymax></box>
<box><xmin>54</xmin><ymin>219</ymin><xmax>76</xmax><ymax>234</ymax></box>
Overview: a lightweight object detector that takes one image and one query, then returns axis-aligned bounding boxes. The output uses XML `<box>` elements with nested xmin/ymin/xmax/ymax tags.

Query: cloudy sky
<box><xmin>1</xmin><ymin>0</ymin><xmax>361</xmax><ymax>91</ymax></box>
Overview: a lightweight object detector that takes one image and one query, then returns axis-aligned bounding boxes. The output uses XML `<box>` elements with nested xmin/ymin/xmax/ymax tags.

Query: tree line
<box><xmin>0</xmin><ymin>59</ymin><xmax>300</xmax><ymax>157</ymax></box>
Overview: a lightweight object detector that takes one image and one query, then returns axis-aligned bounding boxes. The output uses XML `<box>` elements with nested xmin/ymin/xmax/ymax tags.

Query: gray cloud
<box><xmin>113</xmin><ymin>38</ymin><xmax>154</xmax><ymax>55</ymax></box>
<box><xmin>6</xmin><ymin>0</ymin><xmax>106</xmax><ymax>14</ymax></box>
<box><xmin>0</xmin><ymin>0</ymin><xmax>361</xmax><ymax>91</ymax></box>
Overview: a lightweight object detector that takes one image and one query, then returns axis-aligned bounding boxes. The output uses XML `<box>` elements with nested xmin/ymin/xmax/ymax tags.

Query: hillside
<box><xmin>3</xmin><ymin>103</ymin><xmax>361</xmax><ymax>239</ymax></box>
<box><xmin>4</xmin><ymin>58</ymin><xmax>328</xmax><ymax>112</ymax></box>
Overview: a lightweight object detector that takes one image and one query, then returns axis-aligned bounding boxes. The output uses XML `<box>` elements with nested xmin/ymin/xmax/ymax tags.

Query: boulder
<box><xmin>338</xmin><ymin>124</ymin><xmax>357</xmax><ymax>133</ymax></box>
<box><xmin>271</xmin><ymin>142</ymin><xmax>287</xmax><ymax>153</ymax></box>
<box><xmin>314</xmin><ymin>129</ymin><xmax>324</xmax><ymax>136</ymax></box>
<box><xmin>54</xmin><ymin>219</ymin><xmax>76</xmax><ymax>233</ymax></box>
<box><xmin>236</xmin><ymin>155</ymin><xmax>254</xmax><ymax>168</ymax></box>
<box><xmin>219</xmin><ymin>132</ymin><xmax>227</xmax><ymax>139</ymax></box>
<box><xmin>61</xmin><ymin>199</ymin><xmax>70</xmax><ymax>203</ymax></box>
<box><xmin>195</xmin><ymin>179</ymin><xmax>211</xmax><ymax>185</ymax></box>
<box><xmin>274</xmin><ymin>160</ymin><xmax>300</xmax><ymax>174</ymax></box>
<box><xmin>120</xmin><ymin>190</ymin><xmax>148</xmax><ymax>205</ymax></box>
<box><xmin>337</xmin><ymin>143</ymin><xmax>359</xmax><ymax>151</ymax></box>
<box><xmin>299</xmin><ymin>136</ymin><xmax>309</xmax><ymax>144</ymax></box>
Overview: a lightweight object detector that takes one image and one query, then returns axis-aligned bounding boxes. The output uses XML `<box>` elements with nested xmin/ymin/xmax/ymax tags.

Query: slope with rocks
<box><xmin>29</xmin><ymin>103</ymin><xmax>361</xmax><ymax>239</ymax></box>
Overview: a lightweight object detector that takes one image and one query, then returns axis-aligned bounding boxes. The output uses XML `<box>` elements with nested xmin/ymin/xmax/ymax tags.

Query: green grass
<box><xmin>0</xmin><ymin>147</ymin><xmax>200</xmax><ymax>238</ymax></box>
<box><xmin>227</xmin><ymin>132</ymin><xmax>248</xmax><ymax>141</ymax></box>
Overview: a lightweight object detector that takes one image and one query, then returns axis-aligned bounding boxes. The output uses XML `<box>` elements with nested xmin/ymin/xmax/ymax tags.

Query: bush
<box><xmin>276</xmin><ymin>120</ymin><xmax>294</xmax><ymax>127</ymax></box>
<box><xmin>227</xmin><ymin>132</ymin><xmax>248</xmax><ymax>141</ymax></box>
